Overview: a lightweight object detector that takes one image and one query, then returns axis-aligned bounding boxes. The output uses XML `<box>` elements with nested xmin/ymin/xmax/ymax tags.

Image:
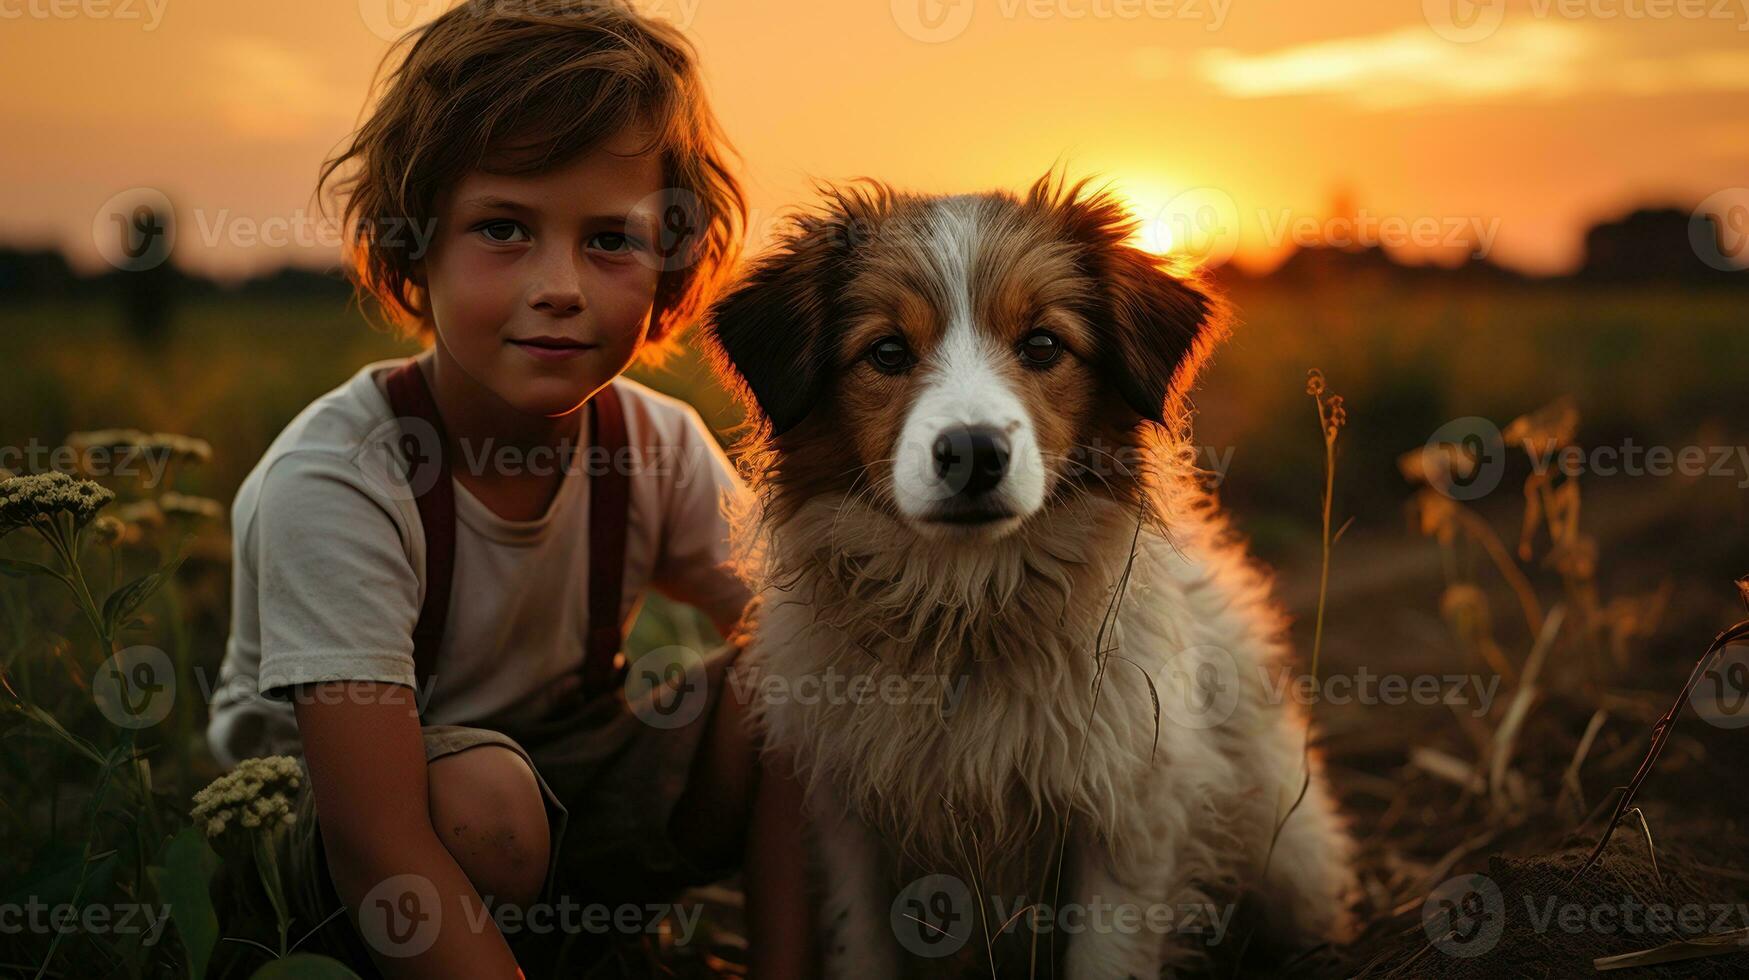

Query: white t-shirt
<box><xmin>205</xmin><ymin>357</ymin><xmax>751</xmax><ymax>768</ymax></box>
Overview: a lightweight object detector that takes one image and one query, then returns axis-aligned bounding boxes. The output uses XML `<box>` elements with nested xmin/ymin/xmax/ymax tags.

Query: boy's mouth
<box><xmin>507</xmin><ymin>336</ymin><xmax>599</xmax><ymax>361</ymax></box>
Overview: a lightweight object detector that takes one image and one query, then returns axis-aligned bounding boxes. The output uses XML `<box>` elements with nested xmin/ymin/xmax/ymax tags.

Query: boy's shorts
<box><xmin>275</xmin><ymin>641</ymin><xmax>746</xmax><ymax>966</ymax></box>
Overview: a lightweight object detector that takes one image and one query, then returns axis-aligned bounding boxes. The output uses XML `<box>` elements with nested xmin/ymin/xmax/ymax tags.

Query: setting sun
<box><xmin>1135</xmin><ymin>211</ymin><xmax>1178</xmax><ymax>256</ymax></box>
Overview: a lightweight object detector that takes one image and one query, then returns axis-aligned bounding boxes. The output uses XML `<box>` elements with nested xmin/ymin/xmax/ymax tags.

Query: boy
<box><xmin>205</xmin><ymin>2</ymin><xmax>812</xmax><ymax>975</ymax></box>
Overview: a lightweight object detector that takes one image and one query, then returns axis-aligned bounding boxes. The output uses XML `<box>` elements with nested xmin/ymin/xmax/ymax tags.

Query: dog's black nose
<box><xmin>933</xmin><ymin>426</ymin><xmax>1010</xmax><ymax>496</ymax></box>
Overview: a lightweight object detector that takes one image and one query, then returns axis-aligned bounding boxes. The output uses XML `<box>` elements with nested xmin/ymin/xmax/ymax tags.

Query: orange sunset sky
<box><xmin>2</xmin><ymin>0</ymin><xmax>1746</xmax><ymax>278</ymax></box>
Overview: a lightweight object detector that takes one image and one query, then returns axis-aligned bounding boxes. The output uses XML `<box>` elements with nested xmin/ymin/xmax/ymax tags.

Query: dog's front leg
<box><xmin>1061</xmin><ymin>833</ymin><xmax>1169</xmax><ymax>980</ymax></box>
<box><xmin>810</xmin><ymin>783</ymin><xmax>901</xmax><ymax>979</ymax></box>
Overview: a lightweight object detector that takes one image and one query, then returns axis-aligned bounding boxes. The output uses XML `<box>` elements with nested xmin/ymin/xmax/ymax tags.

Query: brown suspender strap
<box><xmin>383</xmin><ymin>360</ymin><xmax>455</xmax><ymax>697</ymax></box>
<box><xmin>383</xmin><ymin>359</ymin><xmax>632</xmax><ymax>708</ymax></box>
<box><xmin>582</xmin><ymin>382</ymin><xmax>631</xmax><ymax>697</ymax></box>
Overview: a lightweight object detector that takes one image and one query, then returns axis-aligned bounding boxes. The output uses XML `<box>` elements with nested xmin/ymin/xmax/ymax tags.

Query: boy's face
<box><xmin>422</xmin><ymin>128</ymin><xmax>665</xmax><ymax>420</ymax></box>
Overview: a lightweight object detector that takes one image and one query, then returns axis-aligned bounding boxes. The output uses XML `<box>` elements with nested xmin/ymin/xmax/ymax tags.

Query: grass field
<box><xmin>3</xmin><ymin>278</ymin><xmax>1748</xmax><ymax>977</ymax></box>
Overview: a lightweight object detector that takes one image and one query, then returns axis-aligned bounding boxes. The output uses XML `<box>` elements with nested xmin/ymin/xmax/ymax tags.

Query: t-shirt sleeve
<box><xmin>251</xmin><ymin>452</ymin><xmax>421</xmax><ymax>702</ymax></box>
<box><xmin>650</xmin><ymin>406</ymin><xmax>753</xmax><ymax>633</ymax></box>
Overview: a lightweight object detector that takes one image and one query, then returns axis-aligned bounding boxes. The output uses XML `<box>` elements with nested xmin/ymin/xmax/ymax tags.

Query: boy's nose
<box><xmin>528</xmin><ymin>288</ymin><xmax>583</xmax><ymax>315</ymax></box>
<box><xmin>527</xmin><ymin>248</ymin><xmax>586</xmax><ymax>315</ymax></box>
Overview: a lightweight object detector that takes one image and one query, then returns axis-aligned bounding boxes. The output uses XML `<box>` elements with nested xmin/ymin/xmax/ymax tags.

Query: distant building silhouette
<box><xmin>0</xmin><ymin>247</ymin><xmax>78</xmax><ymax>298</ymax></box>
<box><xmin>1577</xmin><ymin>207</ymin><xmax>1741</xmax><ymax>284</ymax></box>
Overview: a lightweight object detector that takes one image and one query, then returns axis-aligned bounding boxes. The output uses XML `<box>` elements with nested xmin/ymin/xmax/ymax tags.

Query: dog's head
<box><xmin>703</xmin><ymin>173</ymin><xmax>1227</xmax><ymax>543</ymax></box>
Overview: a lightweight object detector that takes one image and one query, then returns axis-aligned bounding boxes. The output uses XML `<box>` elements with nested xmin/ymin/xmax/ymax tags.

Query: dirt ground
<box><xmin>572</xmin><ymin>473</ymin><xmax>1749</xmax><ymax>979</ymax></box>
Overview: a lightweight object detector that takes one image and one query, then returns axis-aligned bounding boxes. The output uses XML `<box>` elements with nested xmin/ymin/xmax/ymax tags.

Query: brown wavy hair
<box><xmin>318</xmin><ymin>0</ymin><xmax>745</xmax><ymax>354</ymax></box>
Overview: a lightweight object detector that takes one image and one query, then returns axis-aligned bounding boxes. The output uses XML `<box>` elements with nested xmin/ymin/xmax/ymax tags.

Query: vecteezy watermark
<box><xmin>355</xmin><ymin>873</ymin><xmax>703</xmax><ymax>958</ymax></box>
<box><xmin>1689</xmin><ymin>642</ymin><xmax>1749</xmax><ymax>729</ymax></box>
<box><xmin>1146</xmin><ymin>190</ymin><xmax>1501</xmax><ymax>266</ymax></box>
<box><xmin>890</xmin><ymin>874</ymin><xmax>1236</xmax><ymax>958</ymax></box>
<box><xmin>350</xmin><ymin>421</ymin><xmax>726</xmax><ymax>505</ymax></box>
<box><xmin>187</xmin><ymin>209</ymin><xmax>437</xmax><ymax>258</ymax></box>
<box><xmin>457</xmin><ymin>895</ymin><xmax>701</xmax><ymax>944</ymax></box>
<box><xmin>891</xmin><ymin>0</ymin><xmax>1229</xmax><ymax>44</ymax></box>
<box><xmin>0</xmin><ymin>0</ymin><xmax>169</xmax><ymax>30</ymax></box>
<box><xmin>1258</xmin><ymin>665</ymin><xmax>1502</xmax><ymax>718</ymax></box>
<box><xmin>92</xmin><ymin>189</ymin><xmax>440</xmax><ymax>272</ymax></box>
<box><xmin>1692</xmin><ymin>188</ymin><xmax>1749</xmax><ymax>272</ymax></box>
<box><xmin>357</xmin><ymin>0</ymin><xmax>703</xmax><ymax>42</ymax></box>
<box><xmin>1157</xmin><ymin>645</ymin><xmax>1504</xmax><ymax>730</ymax></box>
<box><xmin>1416</xmin><ymin>416</ymin><xmax>1749</xmax><ymax>502</ymax></box>
<box><xmin>1425</xmin><ymin>872</ymin><xmax>1749</xmax><ymax>958</ymax></box>
<box><xmin>1147</xmin><ymin>187</ymin><xmax>1243</xmax><ymax>266</ymax></box>
<box><xmin>726</xmin><ymin>662</ymin><xmax>972</xmax><ymax>716</ymax></box>
<box><xmin>624</xmin><ymin>644</ymin><xmax>711</xmax><ymax>729</ymax></box>
<box><xmin>93</xmin><ymin>188</ymin><xmax>175</xmax><ymax>273</ymax></box>
<box><xmin>358</xmin><ymin>874</ymin><xmax>444</xmax><ymax>957</ymax></box>
<box><xmin>1256</xmin><ymin>208</ymin><xmax>1501</xmax><ymax>258</ymax></box>
<box><xmin>0</xmin><ymin>899</ymin><xmax>172</xmax><ymax>942</ymax></box>
<box><xmin>1423</xmin><ymin>873</ymin><xmax>1505</xmax><ymax>957</ymax></box>
<box><xmin>92</xmin><ymin>645</ymin><xmax>176</xmax><ymax>729</ymax></box>
<box><xmin>1</xmin><ymin>439</ymin><xmax>184</xmax><ymax>488</ymax></box>
<box><xmin>1425</xmin><ymin>0</ymin><xmax>1749</xmax><ymax>42</ymax></box>
<box><xmin>1411</xmin><ymin>418</ymin><xmax>1509</xmax><ymax>501</ymax></box>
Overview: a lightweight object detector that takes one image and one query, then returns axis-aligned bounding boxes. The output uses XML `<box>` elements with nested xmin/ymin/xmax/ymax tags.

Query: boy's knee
<box><xmin>427</xmin><ymin>744</ymin><xmax>551</xmax><ymax>908</ymax></box>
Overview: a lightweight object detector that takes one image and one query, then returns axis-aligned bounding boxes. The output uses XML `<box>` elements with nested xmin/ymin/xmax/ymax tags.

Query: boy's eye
<box><xmin>476</xmin><ymin>220</ymin><xmax>529</xmax><ymax>244</ymax></box>
<box><xmin>589</xmin><ymin>231</ymin><xmax>635</xmax><ymax>253</ymax></box>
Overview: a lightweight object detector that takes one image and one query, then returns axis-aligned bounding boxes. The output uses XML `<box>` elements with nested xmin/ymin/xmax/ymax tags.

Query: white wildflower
<box><xmin>0</xmin><ymin>472</ymin><xmax>115</xmax><ymax>539</ymax></box>
<box><xmin>159</xmin><ymin>493</ymin><xmax>225</xmax><ymax>522</ymax></box>
<box><xmin>190</xmin><ymin>755</ymin><xmax>303</xmax><ymax>840</ymax></box>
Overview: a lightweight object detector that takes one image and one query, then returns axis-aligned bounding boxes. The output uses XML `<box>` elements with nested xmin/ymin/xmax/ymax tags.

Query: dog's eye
<box><xmin>867</xmin><ymin>337</ymin><xmax>914</xmax><ymax>374</ymax></box>
<box><xmin>1019</xmin><ymin>330</ymin><xmax>1062</xmax><ymax>367</ymax></box>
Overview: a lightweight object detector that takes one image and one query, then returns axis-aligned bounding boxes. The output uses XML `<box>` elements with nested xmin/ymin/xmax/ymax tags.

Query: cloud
<box><xmin>207</xmin><ymin>38</ymin><xmax>356</xmax><ymax>140</ymax></box>
<box><xmin>1190</xmin><ymin>22</ymin><xmax>1749</xmax><ymax>109</ymax></box>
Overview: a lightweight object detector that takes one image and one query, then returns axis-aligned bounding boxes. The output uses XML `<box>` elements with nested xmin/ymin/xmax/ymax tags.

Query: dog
<box><xmin>702</xmin><ymin>173</ymin><xmax>1356</xmax><ymax>978</ymax></box>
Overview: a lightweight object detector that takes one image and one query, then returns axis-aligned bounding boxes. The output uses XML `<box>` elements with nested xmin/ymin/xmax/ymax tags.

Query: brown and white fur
<box><xmin>703</xmin><ymin>174</ymin><xmax>1356</xmax><ymax>978</ymax></box>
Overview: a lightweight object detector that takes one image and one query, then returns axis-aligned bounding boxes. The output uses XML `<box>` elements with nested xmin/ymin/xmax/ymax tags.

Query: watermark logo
<box><xmin>358</xmin><ymin>0</ymin><xmax>445</xmax><ymax>41</ymax></box>
<box><xmin>893</xmin><ymin>0</ymin><xmax>1226</xmax><ymax>42</ymax></box>
<box><xmin>93</xmin><ymin>187</ymin><xmax>175</xmax><ymax>273</ymax></box>
<box><xmin>1424</xmin><ymin>0</ymin><xmax>1508</xmax><ymax>42</ymax></box>
<box><xmin>891</xmin><ymin>873</ymin><xmax>975</xmax><ymax>957</ymax></box>
<box><xmin>1690</xmin><ymin>643</ymin><xmax>1749</xmax><ymax>729</ymax></box>
<box><xmin>625</xmin><ymin>645</ymin><xmax>710</xmax><ymax>729</ymax></box>
<box><xmin>1692</xmin><ymin>188</ymin><xmax>1749</xmax><ymax>272</ymax></box>
<box><xmin>1150</xmin><ymin>187</ymin><xmax>1242</xmax><ymax>266</ymax></box>
<box><xmin>0</xmin><ymin>0</ymin><xmax>169</xmax><ymax>30</ymax></box>
<box><xmin>0</xmin><ymin>899</ymin><xmax>171</xmax><ymax>941</ymax></box>
<box><xmin>1157</xmin><ymin>643</ymin><xmax>1240</xmax><ymax>730</ymax></box>
<box><xmin>354</xmin><ymin>414</ymin><xmax>446</xmax><ymax>504</ymax></box>
<box><xmin>92</xmin><ymin>645</ymin><xmax>175</xmax><ymax>729</ymax></box>
<box><xmin>891</xmin><ymin>0</ymin><xmax>977</xmax><ymax>42</ymax></box>
<box><xmin>1421</xmin><ymin>418</ymin><xmax>1507</xmax><ymax>501</ymax></box>
<box><xmin>1427</xmin><ymin>0</ymin><xmax>1749</xmax><ymax>42</ymax></box>
<box><xmin>358</xmin><ymin>873</ymin><xmax>442</xmax><ymax>957</ymax></box>
<box><xmin>1424</xmin><ymin>873</ymin><xmax>1506</xmax><ymax>957</ymax></box>
<box><xmin>459</xmin><ymin>895</ymin><xmax>703</xmax><ymax>942</ymax></box>
<box><xmin>631</xmin><ymin>187</ymin><xmax>706</xmax><ymax>273</ymax></box>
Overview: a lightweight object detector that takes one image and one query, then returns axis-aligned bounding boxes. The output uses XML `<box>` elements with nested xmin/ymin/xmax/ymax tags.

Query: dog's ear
<box><xmin>1037</xmin><ymin>175</ymin><xmax>1227</xmax><ymax>424</ymax></box>
<box><xmin>703</xmin><ymin>186</ymin><xmax>885</xmax><ymax>436</ymax></box>
<box><xmin>1091</xmin><ymin>244</ymin><xmax>1223</xmax><ymax>424</ymax></box>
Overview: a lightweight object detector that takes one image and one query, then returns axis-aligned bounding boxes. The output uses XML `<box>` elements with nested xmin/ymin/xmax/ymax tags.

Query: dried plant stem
<box><xmin>1568</xmin><ymin>577</ymin><xmax>1749</xmax><ymax>885</ymax></box>
<box><xmin>1450</xmin><ymin>506</ymin><xmax>1546</xmax><ymax>646</ymax></box>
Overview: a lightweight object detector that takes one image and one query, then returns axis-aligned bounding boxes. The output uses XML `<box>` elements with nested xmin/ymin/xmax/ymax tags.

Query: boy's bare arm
<box><xmin>747</xmin><ymin>747</ymin><xmax>819</xmax><ymax>978</ymax></box>
<box><xmin>293</xmin><ymin>681</ymin><xmax>521</xmax><ymax>979</ymax></box>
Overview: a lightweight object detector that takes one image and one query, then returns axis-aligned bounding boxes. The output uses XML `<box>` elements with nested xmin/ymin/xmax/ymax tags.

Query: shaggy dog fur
<box><xmin>703</xmin><ymin>173</ymin><xmax>1356</xmax><ymax>978</ymax></box>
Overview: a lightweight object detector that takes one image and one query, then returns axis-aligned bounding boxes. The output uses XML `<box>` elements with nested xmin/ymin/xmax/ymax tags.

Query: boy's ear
<box><xmin>703</xmin><ymin>190</ymin><xmax>878</xmax><ymax>436</ymax></box>
<box><xmin>1042</xmin><ymin>177</ymin><xmax>1227</xmax><ymax>424</ymax></box>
